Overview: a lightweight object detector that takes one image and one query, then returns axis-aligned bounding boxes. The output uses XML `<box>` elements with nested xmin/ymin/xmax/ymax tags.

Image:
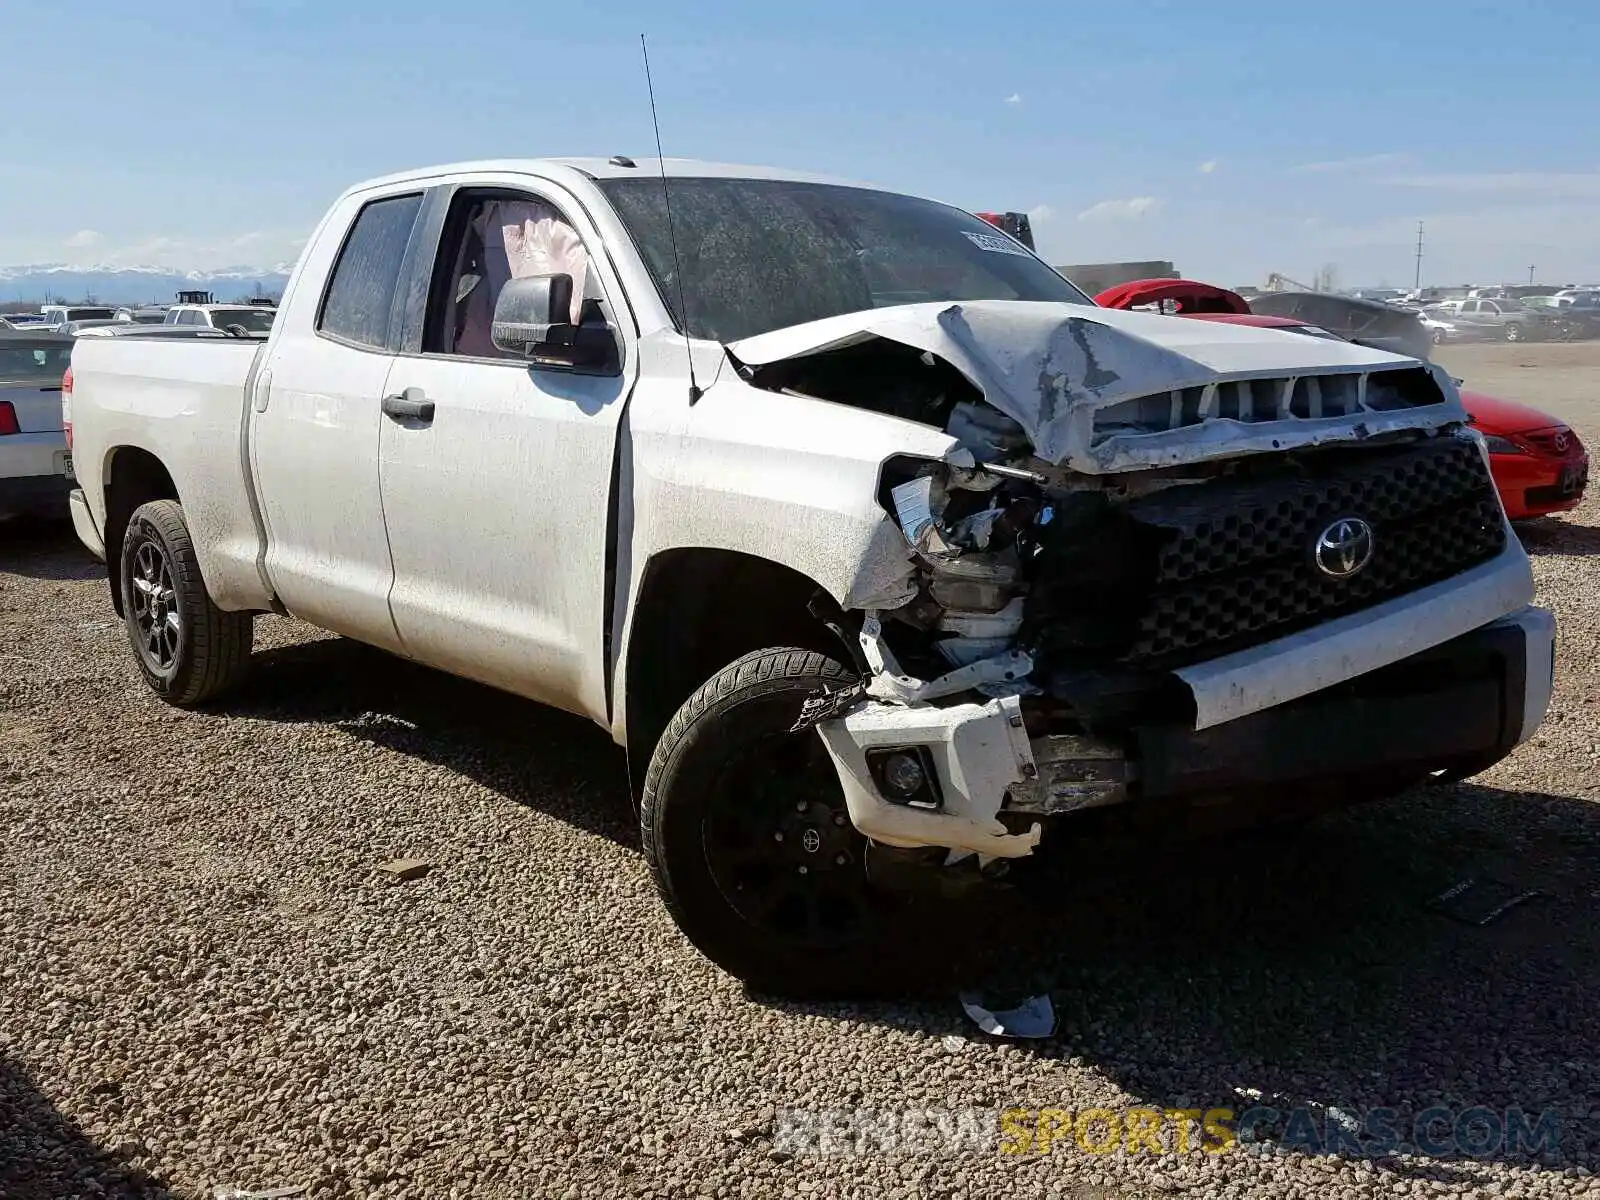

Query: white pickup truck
<box><xmin>64</xmin><ymin>158</ymin><xmax>1554</xmax><ymax>994</ymax></box>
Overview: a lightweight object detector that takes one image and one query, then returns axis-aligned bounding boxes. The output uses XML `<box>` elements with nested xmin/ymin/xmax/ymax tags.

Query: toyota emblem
<box><xmin>1313</xmin><ymin>517</ymin><xmax>1376</xmax><ymax>579</ymax></box>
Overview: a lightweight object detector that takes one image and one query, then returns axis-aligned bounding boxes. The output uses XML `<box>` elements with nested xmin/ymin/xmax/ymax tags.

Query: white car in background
<box><xmin>1416</xmin><ymin>307</ymin><xmax>1463</xmax><ymax>344</ymax></box>
<box><xmin>163</xmin><ymin>304</ymin><xmax>276</xmax><ymax>335</ymax></box>
<box><xmin>115</xmin><ymin>306</ymin><xmax>170</xmax><ymax>325</ymax></box>
<box><xmin>41</xmin><ymin>304</ymin><xmax>118</xmax><ymax>330</ymax></box>
<box><xmin>0</xmin><ymin>330</ymin><xmax>73</xmax><ymax>520</ymax></box>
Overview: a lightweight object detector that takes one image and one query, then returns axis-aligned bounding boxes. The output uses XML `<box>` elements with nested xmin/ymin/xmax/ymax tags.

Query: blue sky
<box><xmin>5</xmin><ymin>0</ymin><xmax>1598</xmax><ymax>287</ymax></box>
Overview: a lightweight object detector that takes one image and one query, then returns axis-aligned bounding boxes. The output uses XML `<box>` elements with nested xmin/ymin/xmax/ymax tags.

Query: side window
<box><xmin>318</xmin><ymin>192</ymin><xmax>424</xmax><ymax>349</ymax></box>
<box><xmin>421</xmin><ymin>190</ymin><xmax>595</xmax><ymax>360</ymax></box>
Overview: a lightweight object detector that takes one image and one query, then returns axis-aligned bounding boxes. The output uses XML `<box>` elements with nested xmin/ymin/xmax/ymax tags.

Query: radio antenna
<box><xmin>640</xmin><ymin>34</ymin><xmax>701</xmax><ymax>403</ymax></box>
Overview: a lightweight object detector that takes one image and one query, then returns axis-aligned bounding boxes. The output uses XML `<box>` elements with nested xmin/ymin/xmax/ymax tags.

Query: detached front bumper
<box><xmin>817</xmin><ymin>606</ymin><xmax>1554</xmax><ymax>858</ymax></box>
<box><xmin>1137</xmin><ymin>605</ymin><xmax>1553</xmax><ymax>798</ymax></box>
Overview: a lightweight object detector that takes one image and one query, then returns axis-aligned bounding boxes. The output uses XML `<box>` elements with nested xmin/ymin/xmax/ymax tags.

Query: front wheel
<box><xmin>120</xmin><ymin>499</ymin><xmax>253</xmax><ymax>706</ymax></box>
<box><xmin>641</xmin><ymin>647</ymin><xmax>914</xmax><ymax>996</ymax></box>
<box><xmin>1504</xmin><ymin>324</ymin><xmax>1525</xmax><ymax>342</ymax></box>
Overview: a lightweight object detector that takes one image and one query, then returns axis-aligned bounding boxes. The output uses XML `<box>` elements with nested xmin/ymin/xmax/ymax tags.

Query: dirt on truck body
<box><xmin>62</xmin><ymin>158</ymin><xmax>1552</xmax><ymax>995</ymax></box>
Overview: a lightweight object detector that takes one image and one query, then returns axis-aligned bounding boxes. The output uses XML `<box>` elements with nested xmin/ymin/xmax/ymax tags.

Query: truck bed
<box><xmin>69</xmin><ymin>335</ymin><xmax>271</xmax><ymax>610</ymax></box>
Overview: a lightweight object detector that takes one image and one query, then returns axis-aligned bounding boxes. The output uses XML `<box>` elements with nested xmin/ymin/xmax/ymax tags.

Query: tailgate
<box><xmin>0</xmin><ymin>336</ymin><xmax>72</xmax><ymax>432</ymax></box>
<box><xmin>0</xmin><ymin>378</ymin><xmax>65</xmax><ymax>433</ymax></box>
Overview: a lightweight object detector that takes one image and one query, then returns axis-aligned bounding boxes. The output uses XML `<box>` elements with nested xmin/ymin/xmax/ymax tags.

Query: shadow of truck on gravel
<box><xmin>219</xmin><ymin>633</ymin><xmax>639</xmax><ymax>849</ymax></box>
<box><xmin>221</xmin><ymin>634</ymin><xmax>1600</xmax><ymax>1176</ymax></box>
<box><xmin>766</xmin><ymin>781</ymin><xmax>1600</xmax><ymax>1176</ymax></box>
<box><xmin>0</xmin><ymin>1059</ymin><xmax>173</xmax><ymax>1199</ymax></box>
<box><xmin>0</xmin><ymin>517</ymin><xmax>104</xmax><ymax>581</ymax></box>
<box><xmin>1516</xmin><ymin>516</ymin><xmax>1600</xmax><ymax>557</ymax></box>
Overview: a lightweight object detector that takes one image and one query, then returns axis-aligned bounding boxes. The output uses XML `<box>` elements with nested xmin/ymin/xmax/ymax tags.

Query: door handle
<box><xmin>382</xmin><ymin>388</ymin><xmax>435</xmax><ymax>423</ymax></box>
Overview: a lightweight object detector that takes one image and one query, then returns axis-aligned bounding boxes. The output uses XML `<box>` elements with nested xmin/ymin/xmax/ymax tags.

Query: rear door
<box><xmin>374</xmin><ymin>179</ymin><xmax>637</xmax><ymax>723</ymax></box>
<box><xmin>248</xmin><ymin>188</ymin><xmax>425</xmax><ymax>652</ymax></box>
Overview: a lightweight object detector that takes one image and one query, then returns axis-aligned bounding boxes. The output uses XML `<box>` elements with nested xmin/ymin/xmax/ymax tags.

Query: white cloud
<box><xmin>65</xmin><ymin>229</ymin><xmax>103</xmax><ymax>249</ymax></box>
<box><xmin>1077</xmin><ymin>196</ymin><xmax>1160</xmax><ymax>222</ymax></box>
<box><xmin>1198</xmin><ymin>160</ymin><xmax>1218</xmax><ymax>175</ymax></box>
<box><xmin>1028</xmin><ymin>204</ymin><xmax>1054</xmax><ymax>222</ymax></box>
<box><xmin>70</xmin><ymin>229</ymin><xmax>307</xmax><ymax>271</ymax></box>
<box><xmin>1004</xmin><ymin>92</ymin><xmax>1022</xmax><ymax>105</ymax></box>
<box><xmin>1383</xmin><ymin>171</ymin><xmax>1600</xmax><ymax>199</ymax></box>
<box><xmin>1292</xmin><ymin>152</ymin><xmax>1411</xmax><ymax>174</ymax></box>
<box><xmin>109</xmin><ymin>236</ymin><xmax>180</xmax><ymax>264</ymax></box>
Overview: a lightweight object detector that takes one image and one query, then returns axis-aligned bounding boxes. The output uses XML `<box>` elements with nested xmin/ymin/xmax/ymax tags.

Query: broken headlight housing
<box><xmin>866</xmin><ymin>746</ymin><xmax>942</xmax><ymax>810</ymax></box>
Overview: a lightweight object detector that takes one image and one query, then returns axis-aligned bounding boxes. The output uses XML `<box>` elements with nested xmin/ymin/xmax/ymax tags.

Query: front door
<box><xmin>376</xmin><ymin>182</ymin><xmax>636</xmax><ymax>724</ymax></box>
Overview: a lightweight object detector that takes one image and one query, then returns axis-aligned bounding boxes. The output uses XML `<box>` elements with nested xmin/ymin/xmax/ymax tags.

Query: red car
<box><xmin>1094</xmin><ymin>280</ymin><xmax>1590</xmax><ymax>521</ymax></box>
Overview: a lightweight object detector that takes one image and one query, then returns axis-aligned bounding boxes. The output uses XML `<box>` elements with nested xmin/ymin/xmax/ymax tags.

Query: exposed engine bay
<box><xmin>732</xmin><ymin>302</ymin><xmax>1523</xmax><ymax>863</ymax></box>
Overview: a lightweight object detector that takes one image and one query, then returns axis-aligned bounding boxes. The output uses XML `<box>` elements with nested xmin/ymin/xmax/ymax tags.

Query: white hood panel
<box><xmin>729</xmin><ymin>301</ymin><xmax>1467</xmax><ymax>472</ymax></box>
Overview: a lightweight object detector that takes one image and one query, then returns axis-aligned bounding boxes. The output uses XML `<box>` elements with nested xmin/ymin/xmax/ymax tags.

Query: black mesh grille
<box><xmin>1033</xmin><ymin>437</ymin><xmax>1506</xmax><ymax>669</ymax></box>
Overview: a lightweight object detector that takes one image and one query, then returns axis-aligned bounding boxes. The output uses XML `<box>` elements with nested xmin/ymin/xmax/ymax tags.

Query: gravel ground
<box><xmin>2</xmin><ymin>344</ymin><xmax>1598</xmax><ymax>1199</ymax></box>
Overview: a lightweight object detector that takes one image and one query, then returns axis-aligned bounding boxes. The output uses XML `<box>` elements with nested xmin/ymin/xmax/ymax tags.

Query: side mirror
<box><xmin>491</xmin><ymin>274</ymin><xmax>616</xmax><ymax>370</ymax></box>
<box><xmin>491</xmin><ymin>273</ymin><xmax>572</xmax><ymax>356</ymax></box>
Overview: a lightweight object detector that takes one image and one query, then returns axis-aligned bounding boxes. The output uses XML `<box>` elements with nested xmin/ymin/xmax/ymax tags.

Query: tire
<box><xmin>1504</xmin><ymin>323</ymin><xmax>1524</xmax><ymax>342</ymax></box>
<box><xmin>641</xmin><ymin>647</ymin><xmax>914</xmax><ymax>996</ymax></box>
<box><xmin>119</xmin><ymin>499</ymin><xmax>253</xmax><ymax>706</ymax></box>
<box><xmin>1431</xmin><ymin>328</ymin><xmax>1447</xmax><ymax>345</ymax></box>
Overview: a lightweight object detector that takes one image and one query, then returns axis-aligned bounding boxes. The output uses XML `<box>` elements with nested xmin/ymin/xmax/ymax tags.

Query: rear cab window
<box><xmin>0</xmin><ymin>336</ymin><xmax>73</xmax><ymax>383</ymax></box>
<box><xmin>317</xmin><ymin>192</ymin><xmax>424</xmax><ymax>349</ymax></box>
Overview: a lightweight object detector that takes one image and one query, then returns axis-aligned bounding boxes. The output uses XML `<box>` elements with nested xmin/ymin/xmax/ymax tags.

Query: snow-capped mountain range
<box><xmin>0</xmin><ymin>262</ymin><xmax>293</xmax><ymax>305</ymax></box>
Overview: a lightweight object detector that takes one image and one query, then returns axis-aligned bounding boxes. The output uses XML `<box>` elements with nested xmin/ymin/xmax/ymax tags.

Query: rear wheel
<box><xmin>119</xmin><ymin>500</ymin><xmax>253</xmax><ymax>706</ymax></box>
<box><xmin>641</xmin><ymin>647</ymin><xmax>914</xmax><ymax>996</ymax></box>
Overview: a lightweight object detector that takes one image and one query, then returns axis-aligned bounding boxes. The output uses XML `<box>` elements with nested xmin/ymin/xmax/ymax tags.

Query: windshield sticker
<box><xmin>963</xmin><ymin>230</ymin><xmax>1032</xmax><ymax>257</ymax></box>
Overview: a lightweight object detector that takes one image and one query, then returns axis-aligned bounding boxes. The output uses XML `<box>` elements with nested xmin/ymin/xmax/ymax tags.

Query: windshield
<box><xmin>0</xmin><ymin>337</ymin><xmax>73</xmax><ymax>382</ymax></box>
<box><xmin>66</xmin><ymin>307</ymin><xmax>116</xmax><ymax>321</ymax></box>
<box><xmin>210</xmin><ymin>307</ymin><xmax>276</xmax><ymax>333</ymax></box>
<box><xmin>598</xmin><ymin>177</ymin><xmax>1092</xmax><ymax>342</ymax></box>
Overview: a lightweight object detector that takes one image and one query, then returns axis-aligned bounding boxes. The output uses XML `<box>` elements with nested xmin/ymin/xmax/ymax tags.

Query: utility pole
<box><xmin>1413</xmin><ymin>222</ymin><xmax>1424</xmax><ymax>290</ymax></box>
<box><xmin>1529</xmin><ymin>265</ymin><xmax>1536</xmax><ymax>285</ymax></box>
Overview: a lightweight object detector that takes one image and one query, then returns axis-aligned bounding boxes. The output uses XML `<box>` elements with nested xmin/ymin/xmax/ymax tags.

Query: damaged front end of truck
<box><xmin>729</xmin><ymin>300</ymin><xmax>1546</xmax><ymax>872</ymax></box>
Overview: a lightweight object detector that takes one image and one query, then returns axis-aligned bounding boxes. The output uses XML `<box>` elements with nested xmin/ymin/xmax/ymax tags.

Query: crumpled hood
<box><xmin>728</xmin><ymin>300</ymin><xmax>1466</xmax><ymax>471</ymax></box>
